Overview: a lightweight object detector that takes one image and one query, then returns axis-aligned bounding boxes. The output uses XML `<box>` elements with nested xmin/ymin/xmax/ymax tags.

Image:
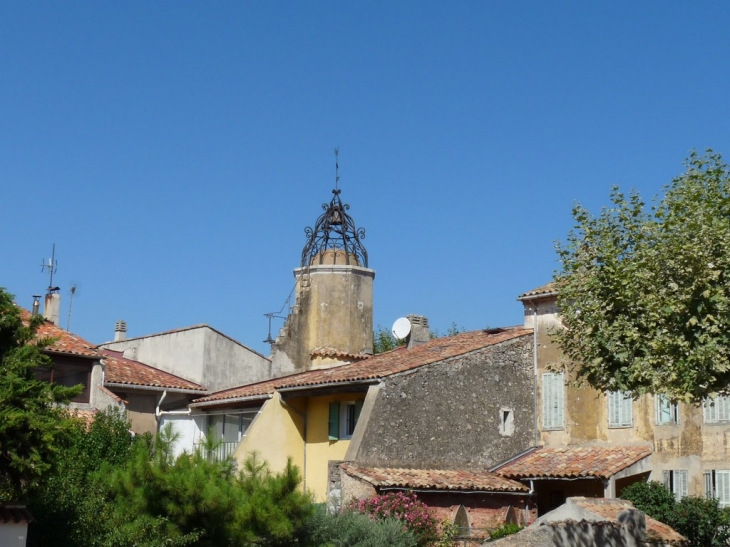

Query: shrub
<box><xmin>301</xmin><ymin>507</ymin><xmax>417</xmax><ymax>547</ymax></box>
<box><xmin>488</xmin><ymin>522</ymin><xmax>522</xmax><ymax>540</ymax></box>
<box><xmin>349</xmin><ymin>491</ymin><xmax>439</xmax><ymax>546</ymax></box>
<box><xmin>620</xmin><ymin>480</ymin><xmax>730</xmax><ymax>547</ymax></box>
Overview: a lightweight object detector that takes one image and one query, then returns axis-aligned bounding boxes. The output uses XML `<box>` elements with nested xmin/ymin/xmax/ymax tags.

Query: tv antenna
<box><xmin>40</xmin><ymin>244</ymin><xmax>59</xmax><ymax>294</ymax></box>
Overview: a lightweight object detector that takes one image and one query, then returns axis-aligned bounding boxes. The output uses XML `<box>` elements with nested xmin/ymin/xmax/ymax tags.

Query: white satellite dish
<box><xmin>392</xmin><ymin>317</ymin><xmax>412</xmax><ymax>340</ymax></box>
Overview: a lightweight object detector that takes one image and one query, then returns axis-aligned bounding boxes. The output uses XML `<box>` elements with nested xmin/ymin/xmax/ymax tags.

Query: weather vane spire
<box><xmin>334</xmin><ymin>147</ymin><xmax>340</xmax><ymax>191</ymax></box>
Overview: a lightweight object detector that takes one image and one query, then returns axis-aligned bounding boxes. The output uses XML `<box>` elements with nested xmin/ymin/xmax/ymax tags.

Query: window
<box><xmin>328</xmin><ymin>400</ymin><xmax>363</xmax><ymax>440</ymax></box>
<box><xmin>656</xmin><ymin>395</ymin><xmax>679</xmax><ymax>425</ymax></box>
<box><xmin>499</xmin><ymin>407</ymin><xmax>515</xmax><ymax>437</ymax></box>
<box><xmin>608</xmin><ymin>391</ymin><xmax>633</xmax><ymax>428</ymax></box>
<box><xmin>705</xmin><ymin>470</ymin><xmax>730</xmax><ymax>507</ymax></box>
<box><xmin>206</xmin><ymin>412</ymin><xmax>256</xmax><ymax>460</ymax></box>
<box><xmin>542</xmin><ymin>373</ymin><xmax>564</xmax><ymax>430</ymax></box>
<box><xmin>663</xmin><ymin>470</ymin><xmax>688</xmax><ymax>501</ymax></box>
<box><xmin>35</xmin><ymin>362</ymin><xmax>92</xmax><ymax>403</ymax></box>
<box><xmin>703</xmin><ymin>396</ymin><xmax>730</xmax><ymax>423</ymax></box>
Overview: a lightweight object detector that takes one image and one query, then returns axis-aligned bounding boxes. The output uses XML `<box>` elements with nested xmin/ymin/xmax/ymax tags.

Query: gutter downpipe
<box><xmin>280</xmin><ymin>398</ymin><xmax>307</xmax><ymax>493</ymax></box>
<box><xmin>155</xmin><ymin>390</ymin><xmax>194</xmax><ymax>421</ymax></box>
<box><xmin>532</xmin><ymin>302</ymin><xmax>539</xmax><ymax>446</ymax></box>
<box><xmin>530</xmin><ymin>302</ymin><xmax>539</xmax><ymax>525</ymax></box>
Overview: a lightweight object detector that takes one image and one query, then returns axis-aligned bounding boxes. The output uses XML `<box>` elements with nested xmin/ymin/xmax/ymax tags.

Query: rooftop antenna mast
<box><xmin>40</xmin><ymin>244</ymin><xmax>59</xmax><ymax>293</ymax></box>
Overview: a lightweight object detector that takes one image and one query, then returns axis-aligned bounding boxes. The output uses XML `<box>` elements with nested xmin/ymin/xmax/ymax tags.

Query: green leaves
<box><xmin>554</xmin><ymin>151</ymin><xmax>730</xmax><ymax>402</ymax></box>
<box><xmin>0</xmin><ymin>288</ymin><xmax>82</xmax><ymax>500</ymax></box>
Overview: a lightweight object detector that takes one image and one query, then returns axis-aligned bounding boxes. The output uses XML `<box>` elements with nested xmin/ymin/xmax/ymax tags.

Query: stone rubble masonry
<box><xmin>353</xmin><ymin>334</ymin><xmax>534</xmax><ymax>470</ymax></box>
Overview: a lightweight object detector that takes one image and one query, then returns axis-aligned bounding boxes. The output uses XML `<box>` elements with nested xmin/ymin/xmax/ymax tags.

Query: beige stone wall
<box><xmin>271</xmin><ymin>264</ymin><xmax>374</xmax><ymax>376</ymax></box>
<box><xmin>525</xmin><ymin>294</ymin><xmax>730</xmax><ymax>498</ymax></box>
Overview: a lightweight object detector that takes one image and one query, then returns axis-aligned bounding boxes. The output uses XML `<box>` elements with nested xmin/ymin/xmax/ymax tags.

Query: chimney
<box><xmin>406</xmin><ymin>315</ymin><xmax>430</xmax><ymax>349</ymax></box>
<box><xmin>43</xmin><ymin>290</ymin><xmax>61</xmax><ymax>325</ymax></box>
<box><xmin>114</xmin><ymin>320</ymin><xmax>127</xmax><ymax>342</ymax></box>
<box><xmin>31</xmin><ymin>295</ymin><xmax>41</xmax><ymax>317</ymax></box>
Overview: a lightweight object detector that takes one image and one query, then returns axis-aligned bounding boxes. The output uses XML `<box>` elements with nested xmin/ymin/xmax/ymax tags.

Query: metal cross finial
<box><xmin>334</xmin><ymin>147</ymin><xmax>340</xmax><ymax>191</ymax></box>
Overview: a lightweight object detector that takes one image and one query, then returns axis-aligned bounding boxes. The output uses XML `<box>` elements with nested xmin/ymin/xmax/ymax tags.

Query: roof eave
<box><xmin>276</xmin><ymin>378</ymin><xmax>379</xmax><ymax>393</ymax></box>
<box><xmin>104</xmin><ymin>382</ymin><xmax>208</xmax><ymax>395</ymax></box>
<box><xmin>190</xmin><ymin>393</ymin><xmax>273</xmax><ymax>408</ymax></box>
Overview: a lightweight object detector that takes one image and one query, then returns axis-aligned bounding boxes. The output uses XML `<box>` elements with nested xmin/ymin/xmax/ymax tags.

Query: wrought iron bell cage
<box><xmin>301</xmin><ymin>189</ymin><xmax>368</xmax><ymax>268</ymax></box>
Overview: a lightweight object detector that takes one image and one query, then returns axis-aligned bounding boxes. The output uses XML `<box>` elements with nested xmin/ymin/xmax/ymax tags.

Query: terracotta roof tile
<box><xmin>100</xmin><ymin>349</ymin><xmax>206</xmax><ymax>392</ymax></box>
<box><xmin>495</xmin><ymin>445</ymin><xmax>652</xmax><ymax>480</ymax></box>
<box><xmin>310</xmin><ymin>347</ymin><xmax>372</xmax><ymax>360</ymax></box>
<box><xmin>517</xmin><ymin>282</ymin><xmax>556</xmax><ymax>300</ymax></box>
<box><xmin>0</xmin><ymin>503</ymin><xmax>34</xmax><ymax>523</ymax></box>
<box><xmin>194</xmin><ymin>326</ymin><xmax>532</xmax><ymax>404</ymax></box>
<box><xmin>19</xmin><ymin>308</ymin><xmax>99</xmax><ymax>358</ymax></box>
<box><xmin>570</xmin><ymin>498</ymin><xmax>687</xmax><ymax>544</ymax></box>
<box><xmin>340</xmin><ymin>464</ymin><xmax>529</xmax><ymax>493</ymax></box>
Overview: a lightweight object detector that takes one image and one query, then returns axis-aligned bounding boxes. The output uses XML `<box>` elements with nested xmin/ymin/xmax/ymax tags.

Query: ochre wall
<box><xmin>233</xmin><ymin>391</ymin><xmax>365</xmax><ymax>503</ymax></box>
<box><xmin>271</xmin><ymin>265</ymin><xmax>374</xmax><ymax>376</ymax></box>
<box><xmin>304</xmin><ymin>393</ymin><xmax>365</xmax><ymax>501</ymax></box>
<box><xmin>234</xmin><ymin>392</ymin><xmax>305</xmax><ymax>480</ymax></box>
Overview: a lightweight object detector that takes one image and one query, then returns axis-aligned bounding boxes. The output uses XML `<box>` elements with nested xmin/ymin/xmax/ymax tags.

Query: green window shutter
<box><xmin>354</xmin><ymin>399</ymin><xmax>364</xmax><ymax>424</ymax></box>
<box><xmin>329</xmin><ymin>402</ymin><xmax>340</xmax><ymax>440</ymax></box>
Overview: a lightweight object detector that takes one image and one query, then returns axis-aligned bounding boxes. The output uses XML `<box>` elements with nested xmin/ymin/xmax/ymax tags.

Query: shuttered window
<box><xmin>704</xmin><ymin>470</ymin><xmax>730</xmax><ymax>507</ymax></box>
<box><xmin>656</xmin><ymin>395</ymin><xmax>679</xmax><ymax>425</ymax></box>
<box><xmin>542</xmin><ymin>373</ymin><xmax>564</xmax><ymax>430</ymax></box>
<box><xmin>329</xmin><ymin>400</ymin><xmax>364</xmax><ymax>441</ymax></box>
<box><xmin>663</xmin><ymin>469</ymin><xmax>688</xmax><ymax>501</ymax></box>
<box><xmin>703</xmin><ymin>396</ymin><xmax>730</xmax><ymax>423</ymax></box>
<box><xmin>608</xmin><ymin>391</ymin><xmax>633</xmax><ymax>428</ymax></box>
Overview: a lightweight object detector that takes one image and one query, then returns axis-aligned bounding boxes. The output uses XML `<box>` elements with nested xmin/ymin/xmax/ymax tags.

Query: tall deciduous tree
<box><xmin>0</xmin><ymin>288</ymin><xmax>81</xmax><ymax>500</ymax></box>
<box><xmin>554</xmin><ymin>151</ymin><xmax>730</xmax><ymax>402</ymax></box>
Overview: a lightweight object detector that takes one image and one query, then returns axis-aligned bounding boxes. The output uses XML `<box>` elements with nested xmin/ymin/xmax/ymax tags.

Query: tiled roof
<box><xmin>340</xmin><ymin>464</ymin><xmax>529</xmax><ymax>493</ymax></box>
<box><xmin>495</xmin><ymin>445</ymin><xmax>652</xmax><ymax>480</ymax></box>
<box><xmin>194</xmin><ymin>326</ymin><xmax>532</xmax><ymax>404</ymax></box>
<box><xmin>100</xmin><ymin>349</ymin><xmax>206</xmax><ymax>392</ymax></box>
<box><xmin>571</xmin><ymin>498</ymin><xmax>687</xmax><ymax>544</ymax></box>
<box><xmin>19</xmin><ymin>308</ymin><xmax>99</xmax><ymax>358</ymax></box>
<box><xmin>0</xmin><ymin>503</ymin><xmax>34</xmax><ymax>523</ymax></box>
<box><xmin>517</xmin><ymin>282</ymin><xmax>556</xmax><ymax>300</ymax></box>
<box><xmin>310</xmin><ymin>347</ymin><xmax>372</xmax><ymax>360</ymax></box>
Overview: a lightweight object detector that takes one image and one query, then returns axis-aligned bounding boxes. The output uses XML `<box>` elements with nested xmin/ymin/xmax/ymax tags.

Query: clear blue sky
<box><xmin>2</xmin><ymin>2</ymin><xmax>729</xmax><ymax>355</ymax></box>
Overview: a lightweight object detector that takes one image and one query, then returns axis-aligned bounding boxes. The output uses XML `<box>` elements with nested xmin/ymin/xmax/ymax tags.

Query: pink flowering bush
<box><xmin>348</xmin><ymin>491</ymin><xmax>439</xmax><ymax>546</ymax></box>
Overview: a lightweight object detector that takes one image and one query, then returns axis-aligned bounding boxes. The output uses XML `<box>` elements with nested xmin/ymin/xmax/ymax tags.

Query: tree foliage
<box><xmin>0</xmin><ymin>287</ymin><xmax>81</xmax><ymax>500</ymax></box>
<box><xmin>27</xmin><ymin>407</ymin><xmax>147</xmax><ymax>547</ymax></box>
<box><xmin>620</xmin><ymin>480</ymin><xmax>730</xmax><ymax>547</ymax></box>
<box><xmin>554</xmin><ymin>151</ymin><xmax>730</xmax><ymax>402</ymax></box>
<box><xmin>373</xmin><ymin>323</ymin><xmax>465</xmax><ymax>354</ymax></box>
<box><xmin>99</xmin><ymin>427</ymin><xmax>314</xmax><ymax>547</ymax></box>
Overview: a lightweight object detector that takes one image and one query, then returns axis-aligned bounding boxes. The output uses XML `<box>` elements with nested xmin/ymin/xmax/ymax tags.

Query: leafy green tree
<box><xmin>555</xmin><ymin>151</ymin><xmax>730</xmax><ymax>402</ymax></box>
<box><xmin>0</xmin><ymin>288</ymin><xmax>81</xmax><ymax>500</ymax></box>
<box><xmin>373</xmin><ymin>325</ymin><xmax>406</xmax><ymax>354</ymax></box>
<box><xmin>26</xmin><ymin>408</ymin><xmax>145</xmax><ymax>547</ymax></box>
<box><xmin>619</xmin><ymin>480</ymin><xmax>677</xmax><ymax>526</ymax></box>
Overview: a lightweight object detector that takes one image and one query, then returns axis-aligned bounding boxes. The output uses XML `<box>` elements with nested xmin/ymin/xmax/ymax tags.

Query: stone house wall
<box><xmin>352</xmin><ymin>334</ymin><xmax>534</xmax><ymax>470</ymax></box>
